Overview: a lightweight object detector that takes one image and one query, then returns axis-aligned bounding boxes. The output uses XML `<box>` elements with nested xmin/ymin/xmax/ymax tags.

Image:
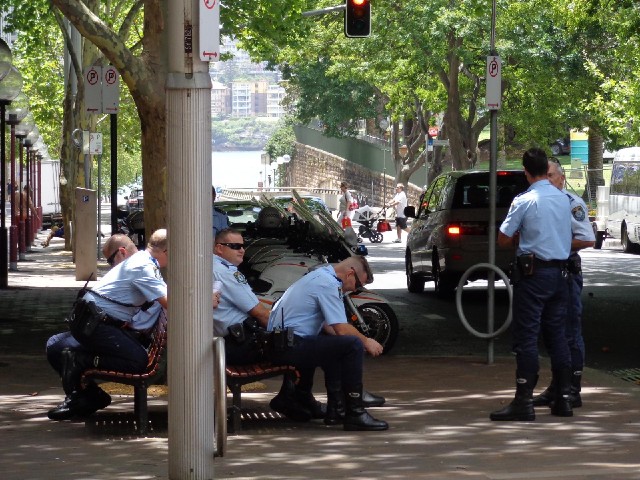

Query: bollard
<box><xmin>9</xmin><ymin>223</ymin><xmax>18</xmax><ymax>270</ymax></box>
<box><xmin>18</xmin><ymin>217</ymin><xmax>25</xmax><ymax>259</ymax></box>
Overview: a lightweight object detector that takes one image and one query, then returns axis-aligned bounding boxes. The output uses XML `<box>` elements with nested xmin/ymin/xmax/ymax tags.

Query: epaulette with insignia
<box><xmin>571</xmin><ymin>205</ymin><xmax>586</xmax><ymax>222</ymax></box>
<box><xmin>234</xmin><ymin>271</ymin><xmax>248</xmax><ymax>284</ymax></box>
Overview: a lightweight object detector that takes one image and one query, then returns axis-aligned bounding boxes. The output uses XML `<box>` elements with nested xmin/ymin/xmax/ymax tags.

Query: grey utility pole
<box><xmin>166</xmin><ymin>0</ymin><xmax>215</xmax><ymax>476</ymax></box>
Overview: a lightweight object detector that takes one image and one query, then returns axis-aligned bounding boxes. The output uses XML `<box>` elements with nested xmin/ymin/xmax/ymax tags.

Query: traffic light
<box><xmin>345</xmin><ymin>0</ymin><xmax>371</xmax><ymax>38</ymax></box>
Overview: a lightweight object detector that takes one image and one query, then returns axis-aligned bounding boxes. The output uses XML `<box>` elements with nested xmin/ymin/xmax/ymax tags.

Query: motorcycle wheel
<box><xmin>370</xmin><ymin>232</ymin><xmax>383</xmax><ymax>243</ymax></box>
<box><xmin>354</xmin><ymin>303</ymin><xmax>399</xmax><ymax>354</ymax></box>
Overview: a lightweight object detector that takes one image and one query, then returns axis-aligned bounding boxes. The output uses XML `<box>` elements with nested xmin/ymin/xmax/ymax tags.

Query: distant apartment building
<box><xmin>1</xmin><ymin>9</ymin><xmax>17</xmax><ymax>48</ymax></box>
<box><xmin>267</xmin><ymin>84</ymin><xmax>286</xmax><ymax>118</ymax></box>
<box><xmin>211</xmin><ymin>81</ymin><xmax>231</xmax><ymax>117</ymax></box>
<box><xmin>209</xmin><ymin>37</ymin><xmax>286</xmax><ymax>118</ymax></box>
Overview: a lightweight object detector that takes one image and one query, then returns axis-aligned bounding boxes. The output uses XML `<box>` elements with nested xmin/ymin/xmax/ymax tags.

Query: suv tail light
<box><xmin>446</xmin><ymin>222</ymin><xmax>487</xmax><ymax>236</ymax></box>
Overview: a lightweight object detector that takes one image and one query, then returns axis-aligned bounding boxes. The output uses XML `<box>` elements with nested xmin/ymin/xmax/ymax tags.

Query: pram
<box><xmin>357</xmin><ymin>208</ymin><xmax>392</xmax><ymax>243</ymax></box>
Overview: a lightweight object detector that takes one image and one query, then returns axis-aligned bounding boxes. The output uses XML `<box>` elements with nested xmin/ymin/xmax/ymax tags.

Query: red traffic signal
<box><xmin>345</xmin><ymin>0</ymin><xmax>371</xmax><ymax>38</ymax></box>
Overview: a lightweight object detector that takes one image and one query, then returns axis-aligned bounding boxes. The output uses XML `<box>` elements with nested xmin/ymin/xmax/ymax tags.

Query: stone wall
<box><xmin>287</xmin><ymin>142</ymin><xmax>422</xmax><ymax>208</ymax></box>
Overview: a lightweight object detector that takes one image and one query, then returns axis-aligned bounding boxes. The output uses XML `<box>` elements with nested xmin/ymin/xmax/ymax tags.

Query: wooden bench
<box><xmin>225</xmin><ymin>362</ymin><xmax>298</xmax><ymax>433</ymax></box>
<box><xmin>82</xmin><ymin>311</ymin><xmax>168</xmax><ymax>435</ymax></box>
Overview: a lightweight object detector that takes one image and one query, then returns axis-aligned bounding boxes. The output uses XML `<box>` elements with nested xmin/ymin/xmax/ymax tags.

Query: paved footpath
<box><xmin>1</xmin><ymin>232</ymin><xmax>640</xmax><ymax>479</ymax></box>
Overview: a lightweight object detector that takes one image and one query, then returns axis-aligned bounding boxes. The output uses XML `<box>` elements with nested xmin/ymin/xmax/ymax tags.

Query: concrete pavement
<box><xmin>1</xmin><ymin>231</ymin><xmax>640</xmax><ymax>479</ymax></box>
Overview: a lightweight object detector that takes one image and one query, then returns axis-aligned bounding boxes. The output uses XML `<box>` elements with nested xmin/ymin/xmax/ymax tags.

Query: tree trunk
<box><xmin>51</xmin><ymin>0</ymin><xmax>169</xmax><ymax>237</ymax></box>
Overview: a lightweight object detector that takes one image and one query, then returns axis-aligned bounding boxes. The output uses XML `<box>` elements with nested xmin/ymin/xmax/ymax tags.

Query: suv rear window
<box><xmin>451</xmin><ymin>172</ymin><xmax>528</xmax><ymax>209</ymax></box>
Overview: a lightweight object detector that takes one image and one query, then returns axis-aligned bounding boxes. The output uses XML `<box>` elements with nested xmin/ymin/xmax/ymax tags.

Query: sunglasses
<box><xmin>106</xmin><ymin>248</ymin><xmax>120</xmax><ymax>266</ymax></box>
<box><xmin>217</xmin><ymin>242</ymin><xmax>245</xmax><ymax>250</ymax></box>
<box><xmin>351</xmin><ymin>267</ymin><xmax>364</xmax><ymax>290</ymax></box>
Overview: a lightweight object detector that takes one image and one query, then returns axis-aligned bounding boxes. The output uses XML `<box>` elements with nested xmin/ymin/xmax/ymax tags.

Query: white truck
<box><xmin>40</xmin><ymin>159</ymin><xmax>62</xmax><ymax>229</ymax></box>
<box><xmin>592</xmin><ymin>147</ymin><xmax>640</xmax><ymax>251</ymax></box>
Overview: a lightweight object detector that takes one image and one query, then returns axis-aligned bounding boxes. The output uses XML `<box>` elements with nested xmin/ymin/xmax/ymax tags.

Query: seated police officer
<box><xmin>267</xmin><ymin>255</ymin><xmax>388</xmax><ymax>431</ymax></box>
<box><xmin>48</xmin><ymin>229</ymin><xmax>170</xmax><ymax>421</ymax></box>
<box><xmin>213</xmin><ymin>227</ymin><xmax>326</xmax><ymax>420</ymax></box>
<box><xmin>46</xmin><ymin>234</ymin><xmax>140</xmax><ymax>416</ymax></box>
<box><xmin>213</xmin><ymin>227</ymin><xmax>270</xmax><ymax>365</ymax></box>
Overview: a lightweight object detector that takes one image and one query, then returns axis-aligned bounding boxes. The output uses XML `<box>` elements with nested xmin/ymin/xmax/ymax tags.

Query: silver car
<box><xmin>404</xmin><ymin>170</ymin><xmax>529</xmax><ymax>296</ymax></box>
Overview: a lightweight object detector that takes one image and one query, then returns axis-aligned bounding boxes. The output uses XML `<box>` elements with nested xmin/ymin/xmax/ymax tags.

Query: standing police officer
<box><xmin>532</xmin><ymin>158</ymin><xmax>595</xmax><ymax>409</ymax></box>
<box><xmin>490</xmin><ymin>148</ymin><xmax>573</xmax><ymax>421</ymax></box>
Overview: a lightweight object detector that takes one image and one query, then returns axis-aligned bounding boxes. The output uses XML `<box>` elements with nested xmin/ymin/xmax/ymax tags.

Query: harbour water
<box><xmin>212</xmin><ymin>150</ymin><xmax>265</xmax><ymax>189</ymax></box>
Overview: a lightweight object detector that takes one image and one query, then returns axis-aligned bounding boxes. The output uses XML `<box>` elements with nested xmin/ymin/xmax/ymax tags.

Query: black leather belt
<box><xmin>533</xmin><ymin>258</ymin><xmax>566</xmax><ymax>268</ymax></box>
<box><xmin>103</xmin><ymin>316</ymin><xmax>129</xmax><ymax>329</ymax></box>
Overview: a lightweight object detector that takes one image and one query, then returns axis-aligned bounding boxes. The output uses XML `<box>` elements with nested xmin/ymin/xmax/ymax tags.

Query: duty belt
<box><xmin>533</xmin><ymin>258</ymin><xmax>566</xmax><ymax>268</ymax></box>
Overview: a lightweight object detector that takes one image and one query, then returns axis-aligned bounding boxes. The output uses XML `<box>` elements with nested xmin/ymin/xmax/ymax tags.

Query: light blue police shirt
<box><xmin>564</xmin><ymin>189</ymin><xmax>595</xmax><ymax>246</ymax></box>
<box><xmin>213</xmin><ymin>255</ymin><xmax>260</xmax><ymax>337</ymax></box>
<box><xmin>500</xmin><ymin>179</ymin><xmax>572</xmax><ymax>261</ymax></box>
<box><xmin>84</xmin><ymin>250</ymin><xmax>167</xmax><ymax>324</ymax></box>
<box><xmin>213</xmin><ymin>208</ymin><xmax>230</xmax><ymax>239</ymax></box>
<box><xmin>267</xmin><ymin>265</ymin><xmax>347</xmax><ymax>337</ymax></box>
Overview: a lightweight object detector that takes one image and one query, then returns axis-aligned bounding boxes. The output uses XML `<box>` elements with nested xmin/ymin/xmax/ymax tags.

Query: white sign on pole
<box><xmin>433</xmin><ymin>139</ymin><xmax>450</xmax><ymax>147</ymax></box>
<box><xmin>485</xmin><ymin>55</ymin><xmax>502</xmax><ymax>110</ymax></box>
<box><xmin>102</xmin><ymin>66</ymin><xmax>120</xmax><ymax>114</ymax></box>
<box><xmin>89</xmin><ymin>133</ymin><xmax>103</xmax><ymax>155</ymax></box>
<box><xmin>84</xmin><ymin>66</ymin><xmax>102</xmax><ymax>114</ymax></box>
<box><xmin>199</xmin><ymin>0</ymin><xmax>220</xmax><ymax>62</ymax></box>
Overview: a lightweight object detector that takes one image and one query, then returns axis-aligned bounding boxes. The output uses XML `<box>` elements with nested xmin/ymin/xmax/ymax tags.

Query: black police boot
<box><xmin>490</xmin><ymin>372</ymin><xmax>537</xmax><ymax>421</ymax></box>
<box><xmin>362</xmin><ymin>389</ymin><xmax>386</xmax><ymax>407</ymax></box>
<box><xmin>532</xmin><ymin>376</ymin><xmax>555</xmax><ymax>407</ymax></box>
<box><xmin>569</xmin><ymin>370</ymin><xmax>583</xmax><ymax>408</ymax></box>
<box><xmin>60</xmin><ymin>349</ymin><xmax>98</xmax><ymax>396</ymax></box>
<box><xmin>324</xmin><ymin>381</ymin><xmax>345</xmax><ymax>426</ymax></box>
<box><xmin>294</xmin><ymin>389</ymin><xmax>326</xmax><ymax>419</ymax></box>
<box><xmin>269</xmin><ymin>376</ymin><xmax>312</xmax><ymax>422</ymax></box>
<box><xmin>80</xmin><ymin>383</ymin><xmax>112</xmax><ymax>416</ymax></box>
<box><xmin>551</xmin><ymin>368</ymin><xmax>573</xmax><ymax>417</ymax></box>
<box><xmin>343</xmin><ymin>384</ymin><xmax>388</xmax><ymax>431</ymax></box>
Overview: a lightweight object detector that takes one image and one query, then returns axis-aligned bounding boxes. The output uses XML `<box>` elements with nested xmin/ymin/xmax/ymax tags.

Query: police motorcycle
<box><xmin>236</xmin><ymin>191</ymin><xmax>399</xmax><ymax>354</ymax></box>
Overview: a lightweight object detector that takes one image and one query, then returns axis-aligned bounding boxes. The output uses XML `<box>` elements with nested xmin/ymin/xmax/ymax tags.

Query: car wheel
<box><xmin>621</xmin><ymin>224</ymin><xmax>637</xmax><ymax>253</ymax></box>
<box><xmin>594</xmin><ymin>231</ymin><xmax>604</xmax><ymax>250</ymax></box>
<box><xmin>406</xmin><ymin>251</ymin><xmax>425</xmax><ymax>293</ymax></box>
<box><xmin>432</xmin><ymin>254</ymin><xmax>456</xmax><ymax>298</ymax></box>
<box><xmin>550</xmin><ymin>143</ymin><xmax>561</xmax><ymax>156</ymax></box>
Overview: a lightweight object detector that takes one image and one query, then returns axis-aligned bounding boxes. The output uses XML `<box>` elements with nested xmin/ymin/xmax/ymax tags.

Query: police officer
<box><xmin>214</xmin><ymin>227</ymin><xmax>325</xmax><ymax>421</ymax></box>
<box><xmin>46</xmin><ymin>234</ymin><xmax>139</xmax><ymax>385</ymax></box>
<box><xmin>213</xmin><ymin>227</ymin><xmax>270</xmax><ymax>364</ymax></box>
<box><xmin>212</xmin><ymin>187</ymin><xmax>230</xmax><ymax>238</ymax></box>
<box><xmin>48</xmin><ymin>229</ymin><xmax>169</xmax><ymax>421</ymax></box>
<box><xmin>490</xmin><ymin>148</ymin><xmax>573</xmax><ymax>421</ymax></box>
<box><xmin>532</xmin><ymin>158</ymin><xmax>595</xmax><ymax>409</ymax></box>
<box><xmin>267</xmin><ymin>255</ymin><xmax>388</xmax><ymax>431</ymax></box>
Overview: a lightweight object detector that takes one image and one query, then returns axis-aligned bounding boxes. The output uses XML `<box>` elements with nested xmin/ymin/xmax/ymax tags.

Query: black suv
<box><xmin>126</xmin><ymin>188</ymin><xmax>144</xmax><ymax>214</ymax></box>
<box><xmin>404</xmin><ymin>170</ymin><xmax>529</xmax><ymax>296</ymax></box>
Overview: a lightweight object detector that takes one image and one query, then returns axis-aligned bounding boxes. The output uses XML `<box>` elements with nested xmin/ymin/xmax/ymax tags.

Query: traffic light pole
<box><xmin>302</xmin><ymin>5</ymin><xmax>345</xmax><ymax>17</ymax></box>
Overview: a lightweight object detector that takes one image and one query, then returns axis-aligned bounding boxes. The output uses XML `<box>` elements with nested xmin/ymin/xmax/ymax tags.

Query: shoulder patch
<box><xmin>233</xmin><ymin>271</ymin><xmax>248</xmax><ymax>284</ymax></box>
<box><xmin>571</xmin><ymin>204</ymin><xmax>586</xmax><ymax>222</ymax></box>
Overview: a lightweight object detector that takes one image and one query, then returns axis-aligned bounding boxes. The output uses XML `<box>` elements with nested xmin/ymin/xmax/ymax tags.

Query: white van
<box><xmin>593</xmin><ymin>147</ymin><xmax>640</xmax><ymax>251</ymax></box>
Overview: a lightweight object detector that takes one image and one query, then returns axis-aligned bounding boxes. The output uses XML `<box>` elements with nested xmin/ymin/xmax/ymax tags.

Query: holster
<box><xmin>517</xmin><ymin>254</ymin><xmax>535</xmax><ymax>276</ymax></box>
<box><xmin>67</xmin><ymin>299</ymin><xmax>106</xmax><ymax>338</ymax></box>
<box><xmin>567</xmin><ymin>253</ymin><xmax>582</xmax><ymax>275</ymax></box>
<box><xmin>227</xmin><ymin>323</ymin><xmax>247</xmax><ymax>344</ymax></box>
<box><xmin>270</xmin><ymin>328</ymin><xmax>296</xmax><ymax>352</ymax></box>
